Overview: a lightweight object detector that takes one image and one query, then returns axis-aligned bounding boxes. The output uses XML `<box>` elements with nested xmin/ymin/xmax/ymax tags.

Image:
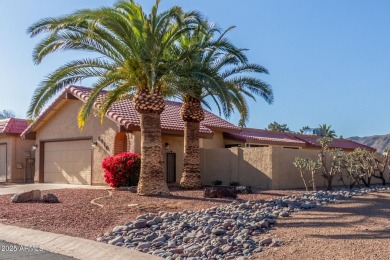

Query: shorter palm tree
<box><xmin>173</xmin><ymin>23</ymin><xmax>273</xmax><ymax>188</ymax></box>
<box><xmin>319</xmin><ymin>124</ymin><xmax>336</xmax><ymax>137</ymax></box>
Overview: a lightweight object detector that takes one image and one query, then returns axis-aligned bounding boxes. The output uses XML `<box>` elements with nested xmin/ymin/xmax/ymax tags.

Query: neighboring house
<box><xmin>224</xmin><ymin>128</ymin><xmax>306</xmax><ymax>149</ymax></box>
<box><xmin>22</xmin><ymin>85</ymin><xmax>240</xmax><ymax>185</ymax></box>
<box><xmin>224</xmin><ymin>128</ymin><xmax>376</xmax><ymax>152</ymax></box>
<box><xmin>0</xmin><ymin>118</ymin><xmax>35</xmax><ymax>183</ymax></box>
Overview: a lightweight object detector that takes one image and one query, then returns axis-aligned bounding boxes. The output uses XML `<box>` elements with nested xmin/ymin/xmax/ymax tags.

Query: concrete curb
<box><xmin>0</xmin><ymin>223</ymin><xmax>161</xmax><ymax>260</ymax></box>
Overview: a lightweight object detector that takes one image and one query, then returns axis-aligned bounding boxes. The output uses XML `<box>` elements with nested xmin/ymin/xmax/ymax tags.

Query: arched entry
<box><xmin>113</xmin><ymin>132</ymin><xmax>128</xmax><ymax>155</ymax></box>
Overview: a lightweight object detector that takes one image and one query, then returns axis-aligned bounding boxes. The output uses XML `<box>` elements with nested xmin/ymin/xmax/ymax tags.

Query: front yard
<box><xmin>0</xmin><ymin>187</ymin><xmax>302</xmax><ymax>240</ymax></box>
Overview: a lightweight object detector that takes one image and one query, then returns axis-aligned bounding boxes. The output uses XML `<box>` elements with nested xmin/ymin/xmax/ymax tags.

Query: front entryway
<box><xmin>43</xmin><ymin>140</ymin><xmax>92</xmax><ymax>184</ymax></box>
<box><xmin>166</xmin><ymin>152</ymin><xmax>176</xmax><ymax>183</ymax></box>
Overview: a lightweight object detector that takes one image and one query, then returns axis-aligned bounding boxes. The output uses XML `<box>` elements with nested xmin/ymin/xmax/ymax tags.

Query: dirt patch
<box><xmin>260</xmin><ymin>191</ymin><xmax>390</xmax><ymax>260</ymax></box>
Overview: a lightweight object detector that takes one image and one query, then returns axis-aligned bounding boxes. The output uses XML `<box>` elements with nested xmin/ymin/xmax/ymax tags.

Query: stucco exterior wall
<box><xmin>201</xmin><ymin>146</ymin><xmax>390</xmax><ymax>190</ymax></box>
<box><xmin>271</xmin><ymin>147</ymin><xmax>320</xmax><ymax>189</ymax></box>
<box><xmin>127</xmin><ymin>130</ymin><xmax>225</xmax><ymax>184</ymax></box>
<box><xmin>34</xmin><ymin>99</ymin><xmax>118</xmax><ymax>185</ymax></box>
<box><xmin>0</xmin><ymin>136</ymin><xmax>35</xmax><ymax>183</ymax></box>
<box><xmin>200</xmin><ymin>147</ymin><xmax>273</xmax><ymax>189</ymax></box>
<box><xmin>200</xmin><ymin>131</ymin><xmax>224</xmax><ymax>149</ymax></box>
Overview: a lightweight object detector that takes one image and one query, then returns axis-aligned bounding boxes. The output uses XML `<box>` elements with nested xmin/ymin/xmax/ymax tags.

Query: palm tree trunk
<box><xmin>180</xmin><ymin>121</ymin><xmax>202</xmax><ymax>188</ymax></box>
<box><xmin>134</xmin><ymin>91</ymin><xmax>170</xmax><ymax>196</ymax></box>
<box><xmin>179</xmin><ymin>98</ymin><xmax>204</xmax><ymax>189</ymax></box>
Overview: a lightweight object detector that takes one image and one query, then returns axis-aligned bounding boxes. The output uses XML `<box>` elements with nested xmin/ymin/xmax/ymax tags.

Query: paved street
<box><xmin>0</xmin><ymin>240</ymin><xmax>75</xmax><ymax>260</ymax></box>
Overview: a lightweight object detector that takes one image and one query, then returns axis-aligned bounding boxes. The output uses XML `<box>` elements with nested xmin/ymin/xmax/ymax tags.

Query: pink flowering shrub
<box><xmin>102</xmin><ymin>152</ymin><xmax>141</xmax><ymax>188</ymax></box>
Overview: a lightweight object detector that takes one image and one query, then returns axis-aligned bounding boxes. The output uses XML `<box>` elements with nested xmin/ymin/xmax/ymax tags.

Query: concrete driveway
<box><xmin>0</xmin><ymin>183</ymin><xmax>108</xmax><ymax>195</ymax></box>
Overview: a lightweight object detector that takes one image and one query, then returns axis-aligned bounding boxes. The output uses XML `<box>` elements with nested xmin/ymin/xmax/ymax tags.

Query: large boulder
<box><xmin>42</xmin><ymin>193</ymin><xmax>59</xmax><ymax>203</ymax></box>
<box><xmin>11</xmin><ymin>190</ymin><xmax>41</xmax><ymax>203</ymax></box>
<box><xmin>204</xmin><ymin>187</ymin><xmax>237</xmax><ymax>199</ymax></box>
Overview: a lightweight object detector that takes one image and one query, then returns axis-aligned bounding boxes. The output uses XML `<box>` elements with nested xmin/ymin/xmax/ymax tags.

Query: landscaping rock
<box><xmin>42</xmin><ymin>193</ymin><xmax>59</xmax><ymax>203</ymax></box>
<box><xmin>204</xmin><ymin>187</ymin><xmax>237</xmax><ymax>199</ymax></box>
<box><xmin>134</xmin><ymin>220</ymin><xmax>147</xmax><ymax>229</ymax></box>
<box><xmin>234</xmin><ymin>186</ymin><xmax>252</xmax><ymax>194</ymax></box>
<box><xmin>98</xmin><ymin>185</ymin><xmax>390</xmax><ymax>259</ymax></box>
<box><xmin>259</xmin><ymin>237</ymin><xmax>273</xmax><ymax>246</ymax></box>
<box><xmin>11</xmin><ymin>190</ymin><xmax>41</xmax><ymax>203</ymax></box>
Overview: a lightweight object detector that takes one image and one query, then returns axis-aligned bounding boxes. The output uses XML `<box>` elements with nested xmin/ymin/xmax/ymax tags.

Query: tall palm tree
<box><xmin>319</xmin><ymin>123</ymin><xmax>336</xmax><ymax>138</ymax></box>
<box><xmin>27</xmin><ymin>0</ymin><xmax>201</xmax><ymax>195</ymax></box>
<box><xmin>173</xmin><ymin>23</ymin><xmax>273</xmax><ymax>188</ymax></box>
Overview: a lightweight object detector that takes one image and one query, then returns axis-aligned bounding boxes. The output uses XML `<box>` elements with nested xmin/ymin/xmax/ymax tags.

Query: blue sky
<box><xmin>1</xmin><ymin>0</ymin><xmax>389</xmax><ymax>137</ymax></box>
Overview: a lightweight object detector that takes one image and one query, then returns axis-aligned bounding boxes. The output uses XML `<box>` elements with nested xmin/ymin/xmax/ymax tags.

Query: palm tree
<box><xmin>173</xmin><ymin>23</ymin><xmax>273</xmax><ymax>188</ymax></box>
<box><xmin>319</xmin><ymin>123</ymin><xmax>336</xmax><ymax>138</ymax></box>
<box><xmin>267</xmin><ymin>121</ymin><xmax>290</xmax><ymax>132</ymax></box>
<box><xmin>27</xmin><ymin>0</ymin><xmax>201</xmax><ymax>195</ymax></box>
<box><xmin>299</xmin><ymin>126</ymin><xmax>310</xmax><ymax>134</ymax></box>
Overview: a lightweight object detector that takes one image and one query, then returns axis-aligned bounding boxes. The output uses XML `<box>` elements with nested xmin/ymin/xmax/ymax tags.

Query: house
<box><xmin>0</xmin><ymin>118</ymin><xmax>35</xmax><ymax>183</ymax></box>
<box><xmin>22</xmin><ymin>85</ymin><xmax>240</xmax><ymax>185</ymax></box>
<box><xmin>20</xmin><ymin>85</ymin><xmax>377</xmax><ymax>188</ymax></box>
<box><xmin>224</xmin><ymin>128</ymin><xmax>375</xmax><ymax>152</ymax></box>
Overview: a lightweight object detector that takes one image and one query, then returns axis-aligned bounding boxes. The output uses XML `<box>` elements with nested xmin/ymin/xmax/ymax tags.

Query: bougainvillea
<box><xmin>102</xmin><ymin>152</ymin><xmax>141</xmax><ymax>188</ymax></box>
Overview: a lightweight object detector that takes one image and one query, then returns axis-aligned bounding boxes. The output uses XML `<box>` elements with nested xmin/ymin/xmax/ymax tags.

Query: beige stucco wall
<box><xmin>201</xmin><ymin>146</ymin><xmax>390</xmax><ymax>190</ymax></box>
<box><xmin>200</xmin><ymin>147</ymin><xmax>273</xmax><ymax>189</ymax></box>
<box><xmin>200</xmin><ymin>131</ymin><xmax>224</xmax><ymax>149</ymax></box>
<box><xmin>271</xmin><ymin>147</ymin><xmax>321</xmax><ymax>189</ymax></box>
<box><xmin>127</xmin><ymin>131</ymin><xmax>141</xmax><ymax>154</ymax></box>
<box><xmin>34</xmin><ymin>99</ymin><xmax>118</xmax><ymax>185</ymax></box>
<box><xmin>126</xmin><ymin>130</ymin><xmax>226</xmax><ymax>184</ymax></box>
<box><xmin>0</xmin><ymin>136</ymin><xmax>35</xmax><ymax>183</ymax></box>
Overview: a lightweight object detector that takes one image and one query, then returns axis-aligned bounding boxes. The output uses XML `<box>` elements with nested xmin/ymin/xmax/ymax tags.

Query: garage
<box><xmin>0</xmin><ymin>144</ymin><xmax>6</xmax><ymax>182</ymax></box>
<box><xmin>44</xmin><ymin>140</ymin><xmax>91</xmax><ymax>184</ymax></box>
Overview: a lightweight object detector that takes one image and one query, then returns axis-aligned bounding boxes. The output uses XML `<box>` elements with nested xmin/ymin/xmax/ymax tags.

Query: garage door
<box><xmin>0</xmin><ymin>144</ymin><xmax>6</xmax><ymax>182</ymax></box>
<box><xmin>44</xmin><ymin>140</ymin><xmax>91</xmax><ymax>184</ymax></box>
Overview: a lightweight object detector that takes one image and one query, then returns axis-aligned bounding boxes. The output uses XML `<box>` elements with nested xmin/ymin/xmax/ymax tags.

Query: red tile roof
<box><xmin>23</xmin><ymin>85</ymin><xmax>240</xmax><ymax>137</ymax></box>
<box><xmin>0</xmin><ymin>118</ymin><xmax>30</xmax><ymax>135</ymax></box>
<box><xmin>292</xmin><ymin>134</ymin><xmax>376</xmax><ymax>152</ymax></box>
<box><xmin>224</xmin><ymin>128</ymin><xmax>306</xmax><ymax>147</ymax></box>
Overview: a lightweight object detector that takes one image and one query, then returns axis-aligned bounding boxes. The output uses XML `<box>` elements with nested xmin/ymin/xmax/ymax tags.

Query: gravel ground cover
<box><xmin>99</xmin><ymin>187</ymin><xmax>390</xmax><ymax>259</ymax></box>
<box><xmin>1</xmin><ymin>186</ymin><xmax>390</xmax><ymax>260</ymax></box>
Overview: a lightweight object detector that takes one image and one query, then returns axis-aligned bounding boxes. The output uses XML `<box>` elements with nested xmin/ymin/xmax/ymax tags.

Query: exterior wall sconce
<box><xmin>165</xmin><ymin>143</ymin><xmax>170</xmax><ymax>150</ymax></box>
<box><xmin>31</xmin><ymin>144</ymin><xmax>38</xmax><ymax>151</ymax></box>
<box><xmin>92</xmin><ymin>141</ymin><xmax>98</xmax><ymax>149</ymax></box>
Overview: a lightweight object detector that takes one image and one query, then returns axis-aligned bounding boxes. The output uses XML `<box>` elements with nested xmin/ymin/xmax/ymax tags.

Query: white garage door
<box><xmin>0</xmin><ymin>144</ymin><xmax>6</xmax><ymax>182</ymax></box>
<box><xmin>44</xmin><ymin>140</ymin><xmax>91</xmax><ymax>184</ymax></box>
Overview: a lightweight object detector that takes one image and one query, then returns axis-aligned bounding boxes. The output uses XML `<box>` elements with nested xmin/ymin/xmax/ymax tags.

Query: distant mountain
<box><xmin>349</xmin><ymin>134</ymin><xmax>390</xmax><ymax>154</ymax></box>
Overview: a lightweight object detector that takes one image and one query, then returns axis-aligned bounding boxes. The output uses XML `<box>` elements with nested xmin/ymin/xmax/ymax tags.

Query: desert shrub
<box><xmin>229</xmin><ymin>181</ymin><xmax>240</xmax><ymax>186</ymax></box>
<box><xmin>212</xmin><ymin>180</ymin><xmax>223</xmax><ymax>186</ymax></box>
<box><xmin>102</xmin><ymin>152</ymin><xmax>141</xmax><ymax>188</ymax></box>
